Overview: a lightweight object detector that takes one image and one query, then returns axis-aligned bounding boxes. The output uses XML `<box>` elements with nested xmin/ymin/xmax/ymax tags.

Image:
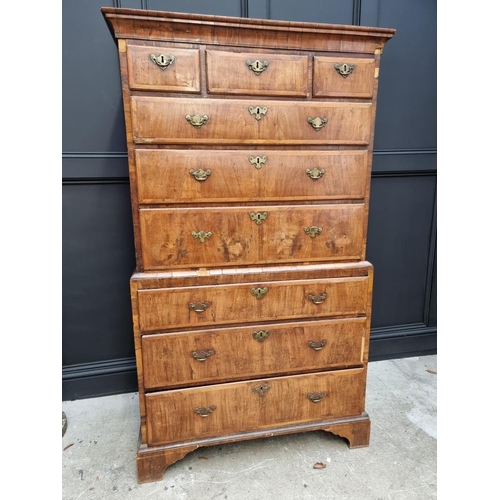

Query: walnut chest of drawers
<box><xmin>102</xmin><ymin>7</ymin><xmax>395</xmax><ymax>484</ymax></box>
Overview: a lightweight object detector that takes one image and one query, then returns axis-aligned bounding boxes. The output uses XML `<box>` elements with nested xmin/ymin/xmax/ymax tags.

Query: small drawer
<box><xmin>139</xmin><ymin>204</ymin><xmax>365</xmax><ymax>270</ymax></box>
<box><xmin>137</xmin><ymin>274</ymin><xmax>369</xmax><ymax>332</ymax></box>
<box><xmin>206</xmin><ymin>49</ymin><xmax>308</xmax><ymax>97</ymax></box>
<box><xmin>313</xmin><ymin>56</ymin><xmax>376</xmax><ymax>98</ymax></box>
<box><xmin>142</xmin><ymin>318</ymin><xmax>368</xmax><ymax>390</ymax></box>
<box><xmin>145</xmin><ymin>368</ymin><xmax>367</xmax><ymax>446</ymax></box>
<box><xmin>135</xmin><ymin>149</ymin><xmax>368</xmax><ymax>204</ymax></box>
<box><xmin>131</xmin><ymin>96</ymin><xmax>372</xmax><ymax>145</ymax></box>
<box><xmin>126</xmin><ymin>44</ymin><xmax>201</xmax><ymax>92</ymax></box>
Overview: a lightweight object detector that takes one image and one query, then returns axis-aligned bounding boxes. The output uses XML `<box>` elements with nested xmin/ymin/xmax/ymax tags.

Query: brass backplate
<box><xmin>192</xmin><ymin>230</ymin><xmax>212</xmax><ymax>243</ymax></box>
<box><xmin>251</xmin><ymin>287</ymin><xmax>269</xmax><ymax>300</ymax></box>
<box><xmin>250</xmin><ymin>212</ymin><xmax>268</xmax><ymax>225</ymax></box>
<box><xmin>248</xmin><ymin>106</ymin><xmax>268</xmax><ymax>121</ymax></box>
<box><xmin>248</xmin><ymin>156</ymin><xmax>267</xmax><ymax>169</ymax></box>
<box><xmin>334</xmin><ymin>63</ymin><xmax>355</xmax><ymax>77</ymax></box>
<box><xmin>191</xmin><ymin>349</ymin><xmax>215</xmax><ymax>362</ymax></box>
<box><xmin>246</xmin><ymin>59</ymin><xmax>269</xmax><ymax>75</ymax></box>
<box><xmin>252</xmin><ymin>384</ymin><xmax>271</xmax><ymax>397</ymax></box>
<box><xmin>194</xmin><ymin>406</ymin><xmax>216</xmax><ymax>417</ymax></box>
<box><xmin>307</xmin><ymin>117</ymin><xmax>328</xmax><ymax>131</ymax></box>
<box><xmin>304</xmin><ymin>226</ymin><xmax>323</xmax><ymax>238</ymax></box>
<box><xmin>308</xmin><ymin>293</ymin><xmax>327</xmax><ymax>305</ymax></box>
<box><xmin>150</xmin><ymin>53</ymin><xmax>175</xmax><ymax>69</ymax></box>
<box><xmin>253</xmin><ymin>330</ymin><xmax>270</xmax><ymax>342</ymax></box>
<box><xmin>308</xmin><ymin>340</ymin><xmax>327</xmax><ymax>351</ymax></box>
<box><xmin>306</xmin><ymin>168</ymin><xmax>325</xmax><ymax>181</ymax></box>
<box><xmin>190</xmin><ymin>168</ymin><xmax>211</xmax><ymax>181</ymax></box>
<box><xmin>186</xmin><ymin>114</ymin><xmax>209</xmax><ymax>128</ymax></box>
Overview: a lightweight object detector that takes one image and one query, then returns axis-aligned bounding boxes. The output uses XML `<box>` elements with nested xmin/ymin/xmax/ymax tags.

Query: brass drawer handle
<box><xmin>248</xmin><ymin>156</ymin><xmax>267</xmax><ymax>169</ymax></box>
<box><xmin>191</xmin><ymin>349</ymin><xmax>215</xmax><ymax>362</ymax></box>
<box><xmin>190</xmin><ymin>168</ymin><xmax>211</xmax><ymax>182</ymax></box>
<box><xmin>334</xmin><ymin>63</ymin><xmax>355</xmax><ymax>78</ymax></box>
<box><xmin>252</xmin><ymin>384</ymin><xmax>271</xmax><ymax>397</ymax></box>
<box><xmin>307</xmin><ymin>392</ymin><xmax>325</xmax><ymax>403</ymax></box>
<box><xmin>308</xmin><ymin>340</ymin><xmax>327</xmax><ymax>351</ymax></box>
<box><xmin>246</xmin><ymin>59</ymin><xmax>269</xmax><ymax>75</ymax></box>
<box><xmin>308</xmin><ymin>293</ymin><xmax>327</xmax><ymax>305</ymax></box>
<box><xmin>248</xmin><ymin>106</ymin><xmax>268</xmax><ymax>121</ymax></box>
<box><xmin>308</xmin><ymin>117</ymin><xmax>328</xmax><ymax>131</ymax></box>
<box><xmin>304</xmin><ymin>226</ymin><xmax>323</xmax><ymax>238</ymax></box>
<box><xmin>188</xmin><ymin>301</ymin><xmax>212</xmax><ymax>313</ymax></box>
<box><xmin>186</xmin><ymin>114</ymin><xmax>209</xmax><ymax>128</ymax></box>
<box><xmin>150</xmin><ymin>53</ymin><xmax>175</xmax><ymax>69</ymax></box>
<box><xmin>249</xmin><ymin>212</ymin><xmax>268</xmax><ymax>225</ymax></box>
<box><xmin>251</xmin><ymin>287</ymin><xmax>268</xmax><ymax>300</ymax></box>
<box><xmin>305</xmin><ymin>168</ymin><xmax>325</xmax><ymax>181</ymax></box>
<box><xmin>253</xmin><ymin>330</ymin><xmax>270</xmax><ymax>342</ymax></box>
<box><xmin>194</xmin><ymin>405</ymin><xmax>216</xmax><ymax>418</ymax></box>
<box><xmin>191</xmin><ymin>230</ymin><xmax>212</xmax><ymax>243</ymax></box>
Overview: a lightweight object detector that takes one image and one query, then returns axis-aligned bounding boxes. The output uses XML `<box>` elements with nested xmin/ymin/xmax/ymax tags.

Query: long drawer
<box><xmin>130</xmin><ymin>97</ymin><xmax>372</xmax><ymax>145</ymax></box>
<box><xmin>137</xmin><ymin>275</ymin><xmax>369</xmax><ymax>332</ymax></box>
<box><xmin>139</xmin><ymin>204</ymin><xmax>365</xmax><ymax>270</ymax></box>
<box><xmin>145</xmin><ymin>368</ymin><xmax>367</xmax><ymax>446</ymax></box>
<box><xmin>135</xmin><ymin>149</ymin><xmax>369</xmax><ymax>204</ymax></box>
<box><xmin>142</xmin><ymin>317</ymin><xmax>368</xmax><ymax>390</ymax></box>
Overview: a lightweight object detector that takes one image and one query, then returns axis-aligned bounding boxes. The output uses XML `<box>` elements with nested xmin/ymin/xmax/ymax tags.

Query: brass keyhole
<box><xmin>248</xmin><ymin>156</ymin><xmax>267</xmax><ymax>169</ymax></box>
<box><xmin>250</xmin><ymin>287</ymin><xmax>269</xmax><ymax>300</ymax></box>
<box><xmin>253</xmin><ymin>330</ymin><xmax>270</xmax><ymax>342</ymax></box>
<box><xmin>250</xmin><ymin>212</ymin><xmax>268</xmax><ymax>225</ymax></box>
<box><xmin>246</xmin><ymin>59</ymin><xmax>269</xmax><ymax>75</ymax></box>
<box><xmin>334</xmin><ymin>63</ymin><xmax>355</xmax><ymax>77</ymax></box>
<box><xmin>252</xmin><ymin>384</ymin><xmax>271</xmax><ymax>397</ymax></box>
<box><xmin>150</xmin><ymin>53</ymin><xmax>175</xmax><ymax>69</ymax></box>
<box><xmin>249</xmin><ymin>106</ymin><xmax>268</xmax><ymax>121</ymax></box>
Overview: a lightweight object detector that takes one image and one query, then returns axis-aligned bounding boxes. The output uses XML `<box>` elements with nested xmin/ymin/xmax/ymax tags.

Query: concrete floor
<box><xmin>62</xmin><ymin>355</ymin><xmax>437</xmax><ymax>500</ymax></box>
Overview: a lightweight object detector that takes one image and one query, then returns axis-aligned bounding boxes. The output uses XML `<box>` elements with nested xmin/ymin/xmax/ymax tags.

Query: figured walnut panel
<box><xmin>137</xmin><ymin>275</ymin><xmax>369</xmax><ymax>332</ymax></box>
<box><xmin>145</xmin><ymin>368</ymin><xmax>367</xmax><ymax>446</ymax></box>
<box><xmin>130</xmin><ymin>97</ymin><xmax>373</xmax><ymax>145</ymax></box>
<box><xmin>142</xmin><ymin>317</ymin><xmax>367</xmax><ymax>390</ymax></box>
<box><xmin>139</xmin><ymin>204</ymin><xmax>365</xmax><ymax>270</ymax></box>
<box><xmin>135</xmin><ymin>149</ymin><xmax>368</xmax><ymax>204</ymax></box>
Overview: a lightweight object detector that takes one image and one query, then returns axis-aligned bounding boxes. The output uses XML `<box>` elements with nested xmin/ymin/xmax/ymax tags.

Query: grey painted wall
<box><xmin>62</xmin><ymin>0</ymin><xmax>436</xmax><ymax>399</ymax></box>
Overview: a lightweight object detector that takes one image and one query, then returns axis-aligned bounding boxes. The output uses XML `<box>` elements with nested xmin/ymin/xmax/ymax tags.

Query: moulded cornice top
<box><xmin>101</xmin><ymin>7</ymin><xmax>395</xmax><ymax>53</ymax></box>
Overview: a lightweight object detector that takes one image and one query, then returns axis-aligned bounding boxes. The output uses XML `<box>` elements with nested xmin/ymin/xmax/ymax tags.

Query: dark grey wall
<box><xmin>62</xmin><ymin>0</ymin><xmax>436</xmax><ymax>400</ymax></box>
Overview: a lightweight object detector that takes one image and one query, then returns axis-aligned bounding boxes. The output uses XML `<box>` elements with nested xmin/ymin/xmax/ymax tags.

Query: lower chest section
<box><xmin>132</xmin><ymin>263</ymin><xmax>373</xmax><ymax>448</ymax></box>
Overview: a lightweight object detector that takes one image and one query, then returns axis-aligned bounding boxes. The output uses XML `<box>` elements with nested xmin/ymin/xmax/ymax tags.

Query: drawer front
<box><xmin>137</xmin><ymin>275</ymin><xmax>369</xmax><ymax>332</ymax></box>
<box><xmin>139</xmin><ymin>207</ymin><xmax>260</xmax><ymax>269</ymax></box>
<box><xmin>139</xmin><ymin>204</ymin><xmax>365</xmax><ymax>270</ymax></box>
<box><xmin>313</xmin><ymin>56</ymin><xmax>376</xmax><ymax>98</ymax></box>
<box><xmin>126</xmin><ymin>45</ymin><xmax>201</xmax><ymax>92</ymax></box>
<box><xmin>142</xmin><ymin>318</ymin><xmax>367</xmax><ymax>390</ymax></box>
<box><xmin>131</xmin><ymin>97</ymin><xmax>372</xmax><ymax>145</ymax></box>
<box><xmin>145</xmin><ymin>368</ymin><xmax>367</xmax><ymax>446</ymax></box>
<box><xmin>135</xmin><ymin>149</ymin><xmax>368</xmax><ymax>204</ymax></box>
<box><xmin>206</xmin><ymin>49</ymin><xmax>308</xmax><ymax>97</ymax></box>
